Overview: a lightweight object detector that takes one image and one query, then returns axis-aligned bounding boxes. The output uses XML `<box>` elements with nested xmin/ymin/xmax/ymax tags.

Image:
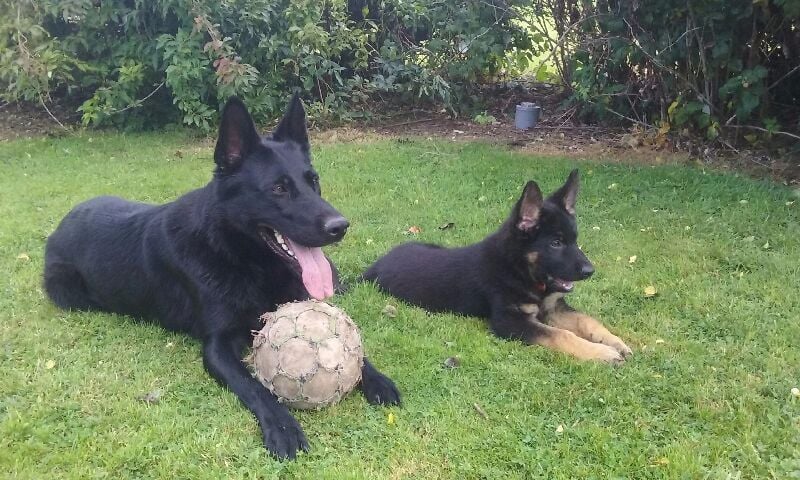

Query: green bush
<box><xmin>568</xmin><ymin>0</ymin><xmax>800</xmax><ymax>140</ymax></box>
<box><xmin>0</xmin><ymin>0</ymin><xmax>532</xmax><ymax>129</ymax></box>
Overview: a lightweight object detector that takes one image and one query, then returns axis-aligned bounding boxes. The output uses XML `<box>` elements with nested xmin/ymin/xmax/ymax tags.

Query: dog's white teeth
<box><xmin>286</xmin><ymin>249</ymin><xmax>294</xmax><ymax>257</ymax></box>
<box><xmin>275</xmin><ymin>232</ymin><xmax>285</xmax><ymax>245</ymax></box>
<box><xmin>280</xmin><ymin>243</ymin><xmax>289</xmax><ymax>251</ymax></box>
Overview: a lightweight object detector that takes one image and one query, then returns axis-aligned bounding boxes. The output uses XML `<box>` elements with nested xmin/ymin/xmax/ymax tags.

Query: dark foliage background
<box><xmin>1</xmin><ymin>0</ymin><xmax>798</xmax><ymax>144</ymax></box>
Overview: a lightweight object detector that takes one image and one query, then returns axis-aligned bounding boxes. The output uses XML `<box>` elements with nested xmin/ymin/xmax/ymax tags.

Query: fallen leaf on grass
<box><xmin>138</xmin><ymin>389</ymin><xmax>163</xmax><ymax>405</ymax></box>
<box><xmin>655</xmin><ymin>339</ymin><xmax>665</xmax><ymax>344</ymax></box>
<box><xmin>791</xmin><ymin>387</ymin><xmax>799</xmax><ymax>397</ymax></box>
<box><xmin>17</xmin><ymin>253</ymin><xmax>30</xmax><ymax>261</ymax></box>
<box><xmin>438</xmin><ymin>222</ymin><xmax>455</xmax><ymax>230</ymax></box>
<box><xmin>381</xmin><ymin>305</ymin><xmax>397</xmax><ymax>318</ymax></box>
<box><xmin>555</xmin><ymin>424</ymin><xmax>564</xmax><ymax>434</ymax></box>
<box><xmin>407</xmin><ymin>226</ymin><xmax>421</xmax><ymax>234</ymax></box>
<box><xmin>644</xmin><ymin>285</ymin><xmax>657</xmax><ymax>297</ymax></box>
<box><xmin>762</xmin><ymin>242</ymin><xmax>770</xmax><ymax>250</ymax></box>
<box><xmin>607</xmin><ymin>183</ymin><xmax>619</xmax><ymax>190</ymax></box>
<box><xmin>629</xmin><ymin>255</ymin><xmax>638</xmax><ymax>264</ymax></box>
<box><xmin>387</xmin><ymin>412</ymin><xmax>396</xmax><ymax>425</ymax></box>
<box><xmin>443</xmin><ymin>356</ymin><xmax>461</xmax><ymax>369</ymax></box>
<box><xmin>45</xmin><ymin>360</ymin><xmax>55</xmax><ymax>369</ymax></box>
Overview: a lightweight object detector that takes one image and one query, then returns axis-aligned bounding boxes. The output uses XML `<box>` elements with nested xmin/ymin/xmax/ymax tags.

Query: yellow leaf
<box><xmin>387</xmin><ymin>412</ymin><xmax>396</xmax><ymax>425</ymax></box>
<box><xmin>644</xmin><ymin>285</ymin><xmax>657</xmax><ymax>297</ymax></box>
<box><xmin>17</xmin><ymin>253</ymin><xmax>30</xmax><ymax>261</ymax></box>
<box><xmin>555</xmin><ymin>424</ymin><xmax>564</xmax><ymax>434</ymax></box>
<box><xmin>629</xmin><ymin>255</ymin><xmax>638</xmax><ymax>264</ymax></box>
<box><xmin>45</xmin><ymin>360</ymin><xmax>55</xmax><ymax>369</ymax></box>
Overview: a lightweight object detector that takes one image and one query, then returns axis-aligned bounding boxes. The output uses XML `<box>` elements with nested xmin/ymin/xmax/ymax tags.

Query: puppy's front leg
<box><xmin>202</xmin><ymin>330</ymin><xmax>309</xmax><ymax>459</ymax></box>
<box><xmin>542</xmin><ymin>296</ymin><xmax>632</xmax><ymax>358</ymax></box>
<box><xmin>491</xmin><ymin>305</ymin><xmax>625</xmax><ymax>364</ymax></box>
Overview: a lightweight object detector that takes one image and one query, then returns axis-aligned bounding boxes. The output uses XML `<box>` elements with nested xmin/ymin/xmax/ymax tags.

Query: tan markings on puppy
<box><xmin>541</xmin><ymin>292</ymin><xmax>565</xmax><ymax>313</ymax></box>
<box><xmin>526</xmin><ymin>252</ymin><xmax>539</xmax><ymax>265</ymax></box>
<box><xmin>544</xmin><ymin>310</ymin><xmax>632</xmax><ymax>357</ymax></box>
<box><xmin>529</xmin><ymin>322</ymin><xmax>623</xmax><ymax>364</ymax></box>
<box><xmin>517</xmin><ymin>303</ymin><xmax>539</xmax><ymax>316</ymax></box>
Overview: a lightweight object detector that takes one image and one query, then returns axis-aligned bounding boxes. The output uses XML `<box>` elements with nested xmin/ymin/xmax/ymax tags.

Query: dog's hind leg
<box><xmin>202</xmin><ymin>330</ymin><xmax>309</xmax><ymax>459</ymax></box>
<box><xmin>43</xmin><ymin>262</ymin><xmax>101</xmax><ymax>311</ymax></box>
<box><xmin>541</xmin><ymin>296</ymin><xmax>632</xmax><ymax>358</ymax></box>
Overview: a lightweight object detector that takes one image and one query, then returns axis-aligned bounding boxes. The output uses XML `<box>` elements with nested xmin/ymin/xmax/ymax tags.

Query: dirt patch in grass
<box><xmin>3</xmin><ymin>100</ymin><xmax>797</xmax><ymax>185</ymax></box>
<box><xmin>0</xmin><ymin>101</ymin><xmax>79</xmax><ymax>141</ymax></box>
<box><xmin>321</xmin><ymin>111</ymin><xmax>800</xmax><ymax>185</ymax></box>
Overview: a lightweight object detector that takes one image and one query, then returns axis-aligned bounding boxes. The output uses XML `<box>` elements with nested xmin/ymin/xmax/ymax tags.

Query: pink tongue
<box><xmin>285</xmin><ymin>237</ymin><xmax>334</xmax><ymax>300</ymax></box>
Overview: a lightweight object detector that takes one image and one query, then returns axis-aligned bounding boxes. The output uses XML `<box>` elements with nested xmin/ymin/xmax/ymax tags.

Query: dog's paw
<box><xmin>261</xmin><ymin>414</ymin><xmax>309</xmax><ymax>460</ymax></box>
<box><xmin>581</xmin><ymin>342</ymin><xmax>626</xmax><ymax>365</ymax></box>
<box><xmin>606</xmin><ymin>336</ymin><xmax>633</xmax><ymax>358</ymax></box>
<box><xmin>361</xmin><ymin>372</ymin><xmax>402</xmax><ymax>406</ymax></box>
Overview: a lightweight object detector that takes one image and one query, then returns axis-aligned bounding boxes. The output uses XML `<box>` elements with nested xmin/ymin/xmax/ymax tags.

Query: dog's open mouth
<box><xmin>258</xmin><ymin>226</ymin><xmax>334</xmax><ymax>300</ymax></box>
<box><xmin>549</xmin><ymin>277</ymin><xmax>575</xmax><ymax>293</ymax></box>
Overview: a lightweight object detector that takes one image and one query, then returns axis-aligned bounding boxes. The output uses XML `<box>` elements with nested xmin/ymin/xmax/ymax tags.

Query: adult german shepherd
<box><xmin>364</xmin><ymin>170</ymin><xmax>632</xmax><ymax>364</ymax></box>
<box><xmin>43</xmin><ymin>95</ymin><xmax>400</xmax><ymax>459</ymax></box>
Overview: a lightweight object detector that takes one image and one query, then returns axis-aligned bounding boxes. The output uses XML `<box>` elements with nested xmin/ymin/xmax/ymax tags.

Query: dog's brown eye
<box><xmin>272</xmin><ymin>183</ymin><xmax>288</xmax><ymax>195</ymax></box>
<box><xmin>550</xmin><ymin>239</ymin><xmax>563</xmax><ymax>248</ymax></box>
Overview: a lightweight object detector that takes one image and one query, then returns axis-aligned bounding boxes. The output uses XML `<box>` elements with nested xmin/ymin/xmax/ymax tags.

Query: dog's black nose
<box><xmin>579</xmin><ymin>264</ymin><xmax>595</xmax><ymax>279</ymax></box>
<box><xmin>323</xmin><ymin>216</ymin><xmax>349</xmax><ymax>239</ymax></box>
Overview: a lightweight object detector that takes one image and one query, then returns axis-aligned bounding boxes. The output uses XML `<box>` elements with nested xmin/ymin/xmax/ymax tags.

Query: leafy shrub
<box><xmin>567</xmin><ymin>0</ymin><xmax>800</xmax><ymax>140</ymax></box>
<box><xmin>0</xmin><ymin>0</ymin><xmax>534</xmax><ymax>129</ymax></box>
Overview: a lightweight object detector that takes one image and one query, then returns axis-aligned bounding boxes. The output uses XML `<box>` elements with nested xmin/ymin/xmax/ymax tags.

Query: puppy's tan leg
<box><xmin>545</xmin><ymin>310</ymin><xmax>632</xmax><ymax>358</ymax></box>
<box><xmin>528</xmin><ymin>321</ymin><xmax>625</xmax><ymax>364</ymax></box>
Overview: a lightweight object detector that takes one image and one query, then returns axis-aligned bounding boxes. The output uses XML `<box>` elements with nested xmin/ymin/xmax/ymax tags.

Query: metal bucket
<box><xmin>515</xmin><ymin>102</ymin><xmax>541</xmax><ymax>130</ymax></box>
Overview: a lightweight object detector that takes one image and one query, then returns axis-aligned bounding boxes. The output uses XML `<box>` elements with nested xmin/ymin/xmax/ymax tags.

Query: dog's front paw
<box><xmin>361</xmin><ymin>371</ymin><xmax>402</xmax><ymax>406</ymax></box>
<box><xmin>605</xmin><ymin>335</ymin><xmax>633</xmax><ymax>358</ymax></box>
<box><xmin>260</xmin><ymin>414</ymin><xmax>309</xmax><ymax>460</ymax></box>
<box><xmin>578</xmin><ymin>341</ymin><xmax>626</xmax><ymax>365</ymax></box>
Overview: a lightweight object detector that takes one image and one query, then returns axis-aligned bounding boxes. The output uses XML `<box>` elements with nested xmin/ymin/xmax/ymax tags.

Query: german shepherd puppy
<box><xmin>43</xmin><ymin>95</ymin><xmax>400</xmax><ymax>459</ymax></box>
<box><xmin>364</xmin><ymin>170</ymin><xmax>632</xmax><ymax>364</ymax></box>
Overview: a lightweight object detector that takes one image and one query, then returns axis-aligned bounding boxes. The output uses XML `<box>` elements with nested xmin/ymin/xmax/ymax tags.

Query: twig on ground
<box><xmin>473</xmin><ymin>403</ymin><xmax>488</xmax><ymax>419</ymax></box>
<box><xmin>39</xmin><ymin>95</ymin><xmax>68</xmax><ymax>131</ymax></box>
<box><xmin>725</xmin><ymin>125</ymin><xmax>800</xmax><ymax>142</ymax></box>
<box><xmin>381</xmin><ymin>118</ymin><xmax>437</xmax><ymax>129</ymax></box>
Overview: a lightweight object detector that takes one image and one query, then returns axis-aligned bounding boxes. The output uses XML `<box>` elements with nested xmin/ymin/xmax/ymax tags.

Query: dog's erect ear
<box><xmin>214</xmin><ymin>97</ymin><xmax>259</xmax><ymax>172</ymax></box>
<box><xmin>516</xmin><ymin>181</ymin><xmax>544</xmax><ymax>232</ymax></box>
<box><xmin>550</xmin><ymin>169</ymin><xmax>580</xmax><ymax>215</ymax></box>
<box><xmin>272</xmin><ymin>92</ymin><xmax>309</xmax><ymax>149</ymax></box>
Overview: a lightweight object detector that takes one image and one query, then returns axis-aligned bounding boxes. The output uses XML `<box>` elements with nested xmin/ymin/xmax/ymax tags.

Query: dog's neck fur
<box><xmin>482</xmin><ymin>217</ymin><xmax>551</xmax><ymax>304</ymax></box>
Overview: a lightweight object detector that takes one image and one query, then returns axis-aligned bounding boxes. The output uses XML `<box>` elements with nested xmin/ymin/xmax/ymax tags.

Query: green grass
<box><xmin>1</xmin><ymin>132</ymin><xmax>799</xmax><ymax>479</ymax></box>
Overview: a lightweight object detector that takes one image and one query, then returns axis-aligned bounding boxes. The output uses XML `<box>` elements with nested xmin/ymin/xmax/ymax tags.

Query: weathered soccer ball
<box><xmin>251</xmin><ymin>300</ymin><xmax>364</xmax><ymax>410</ymax></box>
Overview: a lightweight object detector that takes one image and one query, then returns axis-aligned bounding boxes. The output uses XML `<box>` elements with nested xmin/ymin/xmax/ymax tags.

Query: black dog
<box><xmin>44</xmin><ymin>95</ymin><xmax>400</xmax><ymax>459</ymax></box>
<box><xmin>364</xmin><ymin>170</ymin><xmax>632</xmax><ymax>364</ymax></box>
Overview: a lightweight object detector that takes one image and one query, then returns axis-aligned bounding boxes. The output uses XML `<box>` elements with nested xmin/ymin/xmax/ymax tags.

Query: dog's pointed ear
<box><xmin>550</xmin><ymin>169</ymin><xmax>580</xmax><ymax>215</ymax></box>
<box><xmin>214</xmin><ymin>97</ymin><xmax>259</xmax><ymax>172</ymax></box>
<box><xmin>273</xmin><ymin>92</ymin><xmax>309</xmax><ymax>149</ymax></box>
<box><xmin>515</xmin><ymin>181</ymin><xmax>544</xmax><ymax>232</ymax></box>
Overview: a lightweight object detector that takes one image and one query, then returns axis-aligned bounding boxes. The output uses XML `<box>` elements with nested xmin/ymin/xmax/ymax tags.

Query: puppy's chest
<box><xmin>516</xmin><ymin>292</ymin><xmax>565</xmax><ymax>320</ymax></box>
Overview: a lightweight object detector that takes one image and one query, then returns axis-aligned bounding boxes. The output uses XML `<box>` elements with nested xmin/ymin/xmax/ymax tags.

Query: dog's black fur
<box><xmin>44</xmin><ymin>95</ymin><xmax>400</xmax><ymax>459</ymax></box>
<box><xmin>364</xmin><ymin>171</ymin><xmax>631</xmax><ymax>363</ymax></box>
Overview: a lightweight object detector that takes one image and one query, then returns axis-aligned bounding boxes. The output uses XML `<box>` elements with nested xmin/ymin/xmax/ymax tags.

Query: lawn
<box><xmin>1</xmin><ymin>131</ymin><xmax>799</xmax><ymax>479</ymax></box>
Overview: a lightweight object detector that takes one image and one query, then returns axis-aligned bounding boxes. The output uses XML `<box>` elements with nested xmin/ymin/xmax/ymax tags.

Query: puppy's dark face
<box><xmin>511</xmin><ymin>170</ymin><xmax>594</xmax><ymax>293</ymax></box>
<box><xmin>211</xmin><ymin>95</ymin><xmax>346</xmax><ymax>299</ymax></box>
